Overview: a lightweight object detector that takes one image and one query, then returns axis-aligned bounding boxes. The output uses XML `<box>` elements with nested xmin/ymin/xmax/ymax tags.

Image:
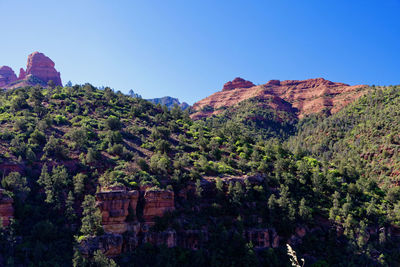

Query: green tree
<box><xmin>65</xmin><ymin>191</ymin><xmax>76</xmax><ymax>222</ymax></box>
<box><xmin>299</xmin><ymin>198</ymin><xmax>311</xmax><ymax>221</ymax></box>
<box><xmin>86</xmin><ymin>148</ymin><xmax>99</xmax><ymax>164</ymax></box>
<box><xmin>1</xmin><ymin>172</ymin><xmax>30</xmax><ymax>198</ymax></box>
<box><xmin>38</xmin><ymin>165</ymin><xmax>69</xmax><ymax>207</ymax></box>
<box><xmin>105</xmin><ymin>115</ymin><xmax>121</xmax><ymax>130</ymax></box>
<box><xmin>73</xmin><ymin>173</ymin><xmax>86</xmax><ymax>196</ymax></box>
<box><xmin>92</xmin><ymin>250</ymin><xmax>118</xmax><ymax>267</ymax></box>
<box><xmin>80</xmin><ymin>195</ymin><xmax>102</xmax><ymax>236</ymax></box>
<box><xmin>68</xmin><ymin>128</ymin><xmax>88</xmax><ymax>150</ymax></box>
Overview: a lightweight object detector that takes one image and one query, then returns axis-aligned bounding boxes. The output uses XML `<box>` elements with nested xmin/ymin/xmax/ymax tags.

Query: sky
<box><xmin>1</xmin><ymin>0</ymin><xmax>399</xmax><ymax>104</ymax></box>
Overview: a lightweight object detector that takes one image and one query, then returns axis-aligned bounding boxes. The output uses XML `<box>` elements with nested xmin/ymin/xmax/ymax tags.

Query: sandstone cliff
<box><xmin>80</xmin><ymin>187</ymin><xmax>176</xmax><ymax>256</ymax></box>
<box><xmin>192</xmin><ymin>77</ymin><xmax>367</xmax><ymax>119</ymax></box>
<box><xmin>25</xmin><ymin>52</ymin><xmax>62</xmax><ymax>86</ymax></box>
<box><xmin>222</xmin><ymin>77</ymin><xmax>255</xmax><ymax>91</ymax></box>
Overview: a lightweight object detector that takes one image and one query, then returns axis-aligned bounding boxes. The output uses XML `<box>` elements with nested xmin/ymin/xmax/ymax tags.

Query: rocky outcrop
<box><xmin>192</xmin><ymin>78</ymin><xmax>367</xmax><ymax>119</ymax></box>
<box><xmin>222</xmin><ymin>77</ymin><xmax>255</xmax><ymax>91</ymax></box>
<box><xmin>0</xmin><ymin>66</ymin><xmax>17</xmax><ymax>87</ymax></box>
<box><xmin>18</xmin><ymin>68</ymin><xmax>26</xmax><ymax>80</ymax></box>
<box><xmin>0</xmin><ymin>51</ymin><xmax>62</xmax><ymax>89</ymax></box>
<box><xmin>0</xmin><ymin>189</ymin><xmax>14</xmax><ymax>227</ymax></box>
<box><xmin>96</xmin><ymin>189</ymin><xmax>139</xmax><ymax>234</ymax></box>
<box><xmin>95</xmin><ymin>187</ymin><xmax>175</xmax><ymax>232</ymax></box>
<box><xmin>143</xmin><ymin>189</ymin><xmax>175</xmax><ymax>225</ymax></box>
<box><xmin>80</xmin><ymin>188</ymin><xmax>177</xmax><ymax>257</ymax></box>
<box><xmin>25</xmin><ymin>52</ymin><xmax>62</xmax><ymax>86</ymax></box>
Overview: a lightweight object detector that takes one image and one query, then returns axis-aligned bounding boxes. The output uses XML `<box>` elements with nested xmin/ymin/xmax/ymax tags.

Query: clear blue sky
<box><xmin>1</xmin><ymin>0</ymin><xmax>399</xmax><ymax>104</ymax></box>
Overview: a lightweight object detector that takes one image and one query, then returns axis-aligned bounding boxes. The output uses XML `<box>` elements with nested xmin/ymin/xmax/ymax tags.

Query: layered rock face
<box><xmin>142</xmin><ymin>189</ymin><xmax>175</xmax><ymax>224</ymax></box>
<box><xmin>0</xmin><ymin>189</ymin><xmax>14</xmax><ymax>227</ymax></box>
<box><xmin>96</xmin><ymin>189</ymin><xmax>139</xmax><ymax>234</ymax></box>
<box><xmin>80</xmin><ymin>188</ymin><xmax>177</xmax><ymax>256</ymax></box>
<box><xmin>0</xmin><ymin>66</ymin><xmax>17</xmax><ymax>87</ymax></box>
<box><xmin>25</xmin><ymin>52</ymin><xmax>62</xmax><ymax>86</ymax></box>
<box><xmin>192</xmin><ymin>77</ymin><xmax>367</xmax><ymax>119</ymax></box>
<box><xmin>0</xmin><ymin>52</ymin><xmax>62</xmax><ymax>89</ymax></box>
<box><xmin>263</xmin><ymin>78</ymin><xmax>366</xmax><ymax>117</ymax></box>
<box><xmin>222</xmin><ymin>77</ymin><xmax>255</xmax><ymax>91</ymax></box>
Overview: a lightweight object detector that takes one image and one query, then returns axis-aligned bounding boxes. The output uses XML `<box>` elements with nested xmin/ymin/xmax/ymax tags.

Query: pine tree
<box><xmin>80</xmin><ymin>195</ymin><xmax>102</xmax><ymax>236</ymax></box>
<box><xmin>65</xmin><ymin>191</ymin><xmax>76</xmax><ymax>222</ymax></box>
<box><xmin>73</xmin><ymin>173</ymin><xmax>86</xmax><ymax>196</ymax></box>
<box><xmin>299</xmin><ymin>198</ymin><xmax>311</xmax><ymax>221</ymax></box>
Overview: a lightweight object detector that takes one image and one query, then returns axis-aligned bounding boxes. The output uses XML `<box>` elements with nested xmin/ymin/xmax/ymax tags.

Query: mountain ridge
<box><xmin>192</xmin><ymin>77</ymin><xmax>368</xmax><ymax>119</ymax></box>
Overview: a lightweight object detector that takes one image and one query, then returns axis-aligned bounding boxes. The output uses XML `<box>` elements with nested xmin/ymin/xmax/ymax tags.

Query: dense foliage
<box><xmin>0</xmin><ymin>84</ymin><xmax>399</xmax><ymax>266</ymax></box>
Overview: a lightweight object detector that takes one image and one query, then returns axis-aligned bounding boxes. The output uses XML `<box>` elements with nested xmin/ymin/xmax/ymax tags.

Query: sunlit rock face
<box><xmin>222</xmin><ymin>77</ymin><xmax>255</xmax><ymax>91</ymax></box>
<box><xmin>192</xmin><ymin>77</ymin><xmax>367</xmax><ymax>119</ymax></box>
<box><xmin>142</xmin><ymin>189</ymin><xmax>175</xmax><ymax>225</ymax></box>
<box><xmin>96</xmin><ymin>189</ymin><xmax>139</xmax><ymax>234</ymax></box>
<box><xmin>25</xmin><ymin>51</ymin><xmax>62</xmax><ymax>86</ymax></box>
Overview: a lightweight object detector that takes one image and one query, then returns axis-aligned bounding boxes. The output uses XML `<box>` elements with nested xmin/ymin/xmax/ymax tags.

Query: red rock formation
<box><xmin>96</xmin><ymin>189</ymin><xmax>139</xmax><ymax>234</ymax></box>
<box><xmin>143</xmin><ymin>189</ymin><xmax>175</xmax><ymax>225</ymax></box>
<box><xmin>222</xmin><ymin>77</ymin><xmax>255</xmax><ymax>91</ymax></box>
<box><xmin>25</xmin><ymin>52</ymin><xmax>62</xmax><ymax>86</ymax></box>
<box><xmin>0</xmin><ymin>66</ymin><xmax>17</xmax><ymax>87</ymax></box>
<box><xmin>18</xmin><ymin>68</ymin><xmax>26</xmax><ymax>80</ymax></box>
<box><xmin>192</xmin><ymin>78</ymin><xmax>367</xmax><ymax>119</ymax></box>
<box><xmin>1</xmin><ymin>52</ymin><xmax>62</xmax><ymax>89</ymax></box>
<box><xmin>0</xmin><ymin>189</ymin><xmax>14</xmax><ymax>227</ymax></box>
<box><xmin>263</xmin><ymin>78</ymin><xmax>366</xmax><ymax>117</ymax></box>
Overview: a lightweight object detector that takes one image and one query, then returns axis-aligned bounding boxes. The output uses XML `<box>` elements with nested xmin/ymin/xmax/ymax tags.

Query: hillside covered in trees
<box><xmin>0</xmin><ymin>83</ymin><xmax>399</xmax><ymax>266</ymax></box>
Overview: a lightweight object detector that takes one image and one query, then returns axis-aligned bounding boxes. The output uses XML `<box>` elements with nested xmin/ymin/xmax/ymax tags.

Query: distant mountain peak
<box><xmin>147</xmin><ymin>96</ymin><xmax>189</xmax><ymax>110</ymax></box>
